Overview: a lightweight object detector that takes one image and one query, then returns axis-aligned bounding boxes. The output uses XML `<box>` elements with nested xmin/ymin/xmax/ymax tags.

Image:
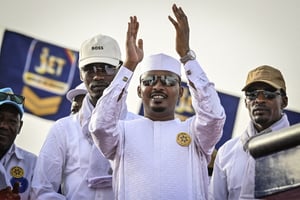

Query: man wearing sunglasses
<box><xmin>31</xmin><ymin>34</ymin><xmax>139</xmax><ymax>200</ymax></box>
<box><xmin>90</xmin><ymin>4</ymin><xmax>226</xmax><ymax>199</ymax></box>
<box><xmin>210</xmin><ymin>65</ymin><xmax>289</xmax><ymax>200</ymax></box>
<box><xmin>0</xmin><ymin>87</ymin><xmax>37</xmax><ymax>200</ymax></box>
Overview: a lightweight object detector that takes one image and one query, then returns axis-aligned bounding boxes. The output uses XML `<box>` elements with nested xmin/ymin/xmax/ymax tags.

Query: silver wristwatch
<box><xmin>180</xmin><ymin>50</ymin><xmax>196</xmax><ymax>63</ymax></box>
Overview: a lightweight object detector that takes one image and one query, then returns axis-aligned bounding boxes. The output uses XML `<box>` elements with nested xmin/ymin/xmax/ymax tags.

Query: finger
<box><xmin>127</xmin><ymin>21</ymin><xmax>131</xmax><ymax>38</ymax></box>
<box><xmin>172</xmin><ymin>4</ymin><xmax>178</xmax><ymax>14</ymax></box>
<box><xmin>172</xmin><ymin>5</ymin><xmax>187</xmax><ymax>22</ymax></box>
<box><xmin>168</xmin><ymin>16</ymin><xmax>178</xmax><ymax>28</ymax></box>
<box><xmin>135</xmin><ymin>18</ymin><xmax>139</xmax><ymax>37</ymax></box>
<box><xmin>138</xmin><ymin>39</ymin><xmax>143</xmax><ymax>52</ymax></box>
<box><xmin>132</xmin><ymin>15</ymin><xmax>137</xmax><ymax>24</ymax></box>
<box><xmin>172</xmin><ymin>4</ymin><xmax>181</xmax><ymax>19</ymax></box>
<box><xmin>178</xmin><ymin>6</ymin><xmax>186</xmax><ymax>16</ymax></box>
<box><xmin>127</xmin><ymin>16</ymin><xmax>135</xmax><ymax>39</ymax></box>
<box><xmin>132</xmin><ymin>16</ymin><xmax>139</xmax><ymax>39</ymax></box>
<box><xmin>12</xmin><ymin>182</ymin><xmax>19</xmax><ymax>194</ymax></box>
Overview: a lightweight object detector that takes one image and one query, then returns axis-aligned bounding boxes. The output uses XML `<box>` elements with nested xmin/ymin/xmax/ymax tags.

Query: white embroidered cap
<box><xmin>140</xmin><ymin>53</ymin><xmax>181</xmax><ymax>76</ymax></box>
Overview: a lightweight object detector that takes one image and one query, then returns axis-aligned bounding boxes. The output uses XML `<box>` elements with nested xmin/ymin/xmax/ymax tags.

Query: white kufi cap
<box><xmin>140</xmin><ymin>53</ymin><xmax>181</xmax><ymax>76</ymax></box>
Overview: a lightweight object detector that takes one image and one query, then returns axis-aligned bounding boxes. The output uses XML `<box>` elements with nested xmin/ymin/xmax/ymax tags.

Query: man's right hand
<box><xmin>124</xmin><ymin>16</ymin><xmax>144</xmax><ymax>72</ymax></box>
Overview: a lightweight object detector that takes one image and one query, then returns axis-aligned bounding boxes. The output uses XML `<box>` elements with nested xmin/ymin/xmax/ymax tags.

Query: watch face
<box><xmin>188</xmin><ymin>50</ymin><xmax>196</xmax><ymax>59</ymax></box>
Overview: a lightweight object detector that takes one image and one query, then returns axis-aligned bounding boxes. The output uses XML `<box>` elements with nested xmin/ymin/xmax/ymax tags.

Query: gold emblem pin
<box><xmin>10</xmin><ymin>166</ymin><xmax>24</xmax><ymax>178</ymax></box>
<box><xmin>176</xmin><ymin>132</ymin><xmax>191</xmax><ymax>146</ymax></box>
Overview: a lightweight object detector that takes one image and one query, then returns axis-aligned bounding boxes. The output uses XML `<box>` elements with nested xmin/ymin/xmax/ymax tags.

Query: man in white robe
<box><xmin>90</xmin><ymin>4</ymin><xmax>226</xmax><ymax>200</ymax></box>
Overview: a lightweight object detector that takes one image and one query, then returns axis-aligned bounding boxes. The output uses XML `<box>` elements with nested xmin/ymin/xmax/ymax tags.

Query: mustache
<box><xmin>150</xmin><ymin>91</ymin><xmax>168</xmax><ymax>98</ymax></box>
<box><xmin>90</xmin><ymin>81</ymin><xmax>111</xmax><ymax>88</ymax></box>
<box><xmin>0</xmin><ymin>128</ymin><xmax>9</xmax><ymax>135</ymax></box>
<box><xmin>253</xmin><ymin>105</ymin><xmax>268</xmax><ymax>112</ymax></box>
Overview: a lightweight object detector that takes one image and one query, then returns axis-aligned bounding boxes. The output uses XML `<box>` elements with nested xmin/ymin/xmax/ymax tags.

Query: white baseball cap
<box><xmin>140</xmin><ymin>53</ymin><xmax>181</xmax><ymax>77</ymax></box>
<box><xmin>79</xmin><ymin>34</ymin><xmax>122</xmax><ymax>68</ymax></box>
<box><xmin>66</xmin><ymin>83</ymin><xmax>87</xmax><ymax>102</ymax></box>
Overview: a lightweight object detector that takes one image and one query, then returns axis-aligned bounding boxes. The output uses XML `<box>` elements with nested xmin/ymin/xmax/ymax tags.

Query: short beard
<box><xmin>152</xmin><ymin>107</ymin><xmax>165</xmax><ymax>112</ymax></box>
<box><xmin>253</xmin><ymin>116</ymin><xmax>268</xmax><ymax>126</ymax></box>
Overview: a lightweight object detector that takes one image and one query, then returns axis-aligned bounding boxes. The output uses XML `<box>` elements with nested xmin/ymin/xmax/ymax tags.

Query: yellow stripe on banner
<box><xmin>23</xmin><ymin>72</ymin><xmax>69</xmax><ymax>95</ymax></box>
<box><xmin>22</xmin><ymin>86</ymin><xmax>62</xmax><ymax>116</ymax></box>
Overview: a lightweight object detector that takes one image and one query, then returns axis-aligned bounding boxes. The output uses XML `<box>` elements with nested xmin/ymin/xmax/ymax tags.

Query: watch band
<box><xmin>180</xmin><ymin>50</ymin><xmax>196</xmax><ymax>63</ymax></box>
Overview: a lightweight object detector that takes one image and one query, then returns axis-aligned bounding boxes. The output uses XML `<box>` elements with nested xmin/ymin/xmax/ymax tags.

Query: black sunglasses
<box><xmin>245</xmin><ymin>90</ymin><xmax>281</xmax><ymax>100</ymax></box>
<box><xmin>81</xmin><ymin>64</ymin><xmax>117</xmax><ymax>75</ymax></box>
<box><xmin>141</xmin><ymin>75</ymin><xmax>179</xmax><ymax>87</ymax></box>
<box><xmin>0</xmin><ymin>92</ymin><xmax>25</xmax><ymax>104</ymax></box>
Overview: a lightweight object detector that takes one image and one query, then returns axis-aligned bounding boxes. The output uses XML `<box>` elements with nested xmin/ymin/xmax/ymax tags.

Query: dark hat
<box><xmin>242</xmin><ymin>65</ymin><xmax>286</xmax><ymax>93</ymax></box>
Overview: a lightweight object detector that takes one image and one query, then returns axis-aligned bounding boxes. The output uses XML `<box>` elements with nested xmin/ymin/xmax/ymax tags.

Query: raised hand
<box><xmin>124</xmin><ymin>16</ymin><xmax>144</xmax><ymax>71</ymax></box>
<box><xmin>168</xmin><ymin>4</ymin><xmax>190</xmax><ymax>57</ymax></box>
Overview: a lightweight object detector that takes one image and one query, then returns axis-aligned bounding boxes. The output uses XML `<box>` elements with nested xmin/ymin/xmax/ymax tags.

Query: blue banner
<box><xmin>1</xmin><ymin>29</ymin><xmax>300</xmax><ymax>131</ymax></box>
<box><xmin>0</xmin><ymin>30</ymin><xmax>81</xmax><ymax>120</ymax></box>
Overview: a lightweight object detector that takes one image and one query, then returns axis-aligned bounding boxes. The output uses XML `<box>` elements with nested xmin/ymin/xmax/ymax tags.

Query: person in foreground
<box><xmin>209</xmin><ymin>65</ymin><xmax>290</xmax><ymax>200</ymax></box>
<box><xmin>90</xmin><ymin>4</ymin><xmax>226</xmax><ymax>200</ymax></box>
<box><xmin>0</xmin><ymin>87</ymin><xmax>37</xmax><ymax>200</ymax></box>
<box><xmin>31</xmin><ymin>33</ymin><xmax>138</xmax><ymax>199</ymax></box>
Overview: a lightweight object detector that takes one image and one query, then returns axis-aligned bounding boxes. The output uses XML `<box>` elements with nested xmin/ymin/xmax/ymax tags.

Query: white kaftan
<box><xmin>90</xmin><ymin>60</ymin><xmax>226</xmax><ymax>200</ymax></box>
